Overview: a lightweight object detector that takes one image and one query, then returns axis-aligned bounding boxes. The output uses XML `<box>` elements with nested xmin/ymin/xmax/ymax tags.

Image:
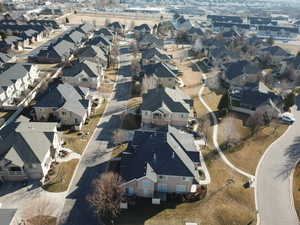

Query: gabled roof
<box><xmin>38</xmin><ymin>39</ymin><xmax>74</xmax><ymax>59</ymax></box>
<box><xmin>34</xmin><ymin>82</ymin><xmax>89</xmax><ymax>119</ymax></box>
<box><xmin>120</xmin><ymin>126</ymin><xmax>200</xmax><ymax>182</ymax></box>
<box><xmin>188</xmin><ymin>26</ymin><xmax>204</xmax><ymax>36</ymax></box>
<box><xmin>141</xmin><ymin>47</ymin><xmax>171</xmax><ymax>61</ymax></box>
<box><xmin>139</xmin><ymin>33</ymin><xmax>164</xmax><ymax>48</ymax></box>
<box><xmin>0</xmin><ymin>53</ymin><xmax>11</xmax><ymax>63</ymax></box>
<box><xmin>224</xmin><ymin>60</ymin><xmax>261</xmax><ymax>80</ymax></box>
<box><xmin>134</xmin><ymin>24</ymin><xmax>151</xmax><ymax>31</ymax></box>
<box><xmin>86</xmin><ymin>35</ymin><xmax>111</xmax><ymax>47</ymax></box>
<box><xmin>261</xmin><ymin>46</ymin><xmax>291</xmax><ymax>57</ymax></box>
<box><xmin>141</xmin><ymin>87</ymin><xmax>191</xmax><ymax>113</ymax></box>
<box><xmin>0</xmin><ymin>63</ymin><xmax>32</xmax><ymax>82</ymax></box>
<box><xmin>0</xmin><ymin>121</ymin><xmax>57</xmax><ymax>166</ymax></box>
<box><xmin>0</xmin><ymin>209</ymin><xmax>17</xmax><ymax>225</ymax></box>
<box><xmin>95</xmin><ymin>27</ymin><xmax>114</xmax><ymax>37</ymax></box>
<box><xmin>62</xmin><ymin>30</ymin><xmax>85</xmax><ymax>44</ymax></box>
<box><xmin>144</xmin><ymin>62</ymin><xmax>178</xmax><ymax>78</ymax></box>
<box><xmin>63</xmin><ymin>60</ymin><xmax>100</xmax><ymax>78</ymax></box>
<box><xmin>75</xmin><ymin>45</ymin><xmax>107</xmax><ymax>63</ymax></box>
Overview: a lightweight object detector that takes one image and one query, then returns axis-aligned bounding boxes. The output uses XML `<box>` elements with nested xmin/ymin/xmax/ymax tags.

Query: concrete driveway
<box><xmin>255</xmin><ymin>96</ymin><xmax>300</xmax><ymax>225</ymax></box>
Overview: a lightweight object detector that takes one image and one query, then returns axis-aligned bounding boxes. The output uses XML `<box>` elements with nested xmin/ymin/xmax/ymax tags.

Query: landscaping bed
<box><xmin>293</xmin><ymin>162</ymin><xmax>300</xmax><ymax>219</ymax></box>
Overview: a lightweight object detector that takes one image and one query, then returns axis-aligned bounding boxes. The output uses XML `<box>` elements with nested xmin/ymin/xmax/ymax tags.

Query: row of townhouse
<box><xmin>0</xmin><ymin>17</ymin><xmax>60</xmax><ymax>53</ymax></box>
<box><xmin>0</xmin><ymin>63</ymin><xmax>40</xmax><ymax>106</ymax></box>
<box><xmin>119</xmin><ymin>23</ymin><xmax>206</xmax><ymax>204</ymax></box>
<box><xmin>0</xmin><ymin>115</ymin><xmax>61</xmax><ymax>182</ymax></box>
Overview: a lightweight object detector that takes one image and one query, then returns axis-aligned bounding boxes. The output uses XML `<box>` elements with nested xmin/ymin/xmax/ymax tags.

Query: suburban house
<box><xmin>229</xmin><ymin>85</ymin><xmax>282</xmax><ymax>115</ymax></box>
<box><xmin>143</xmin><ymin>62</ymin><xmax>179</xmax><ymax>88</ymax></box>
<box><xmin>120</xmin><ymin>126</ymin><xmax>201</xmax><ymax>201</ymax></box>
<box><xmin>0</xmin><ymin>117</ymin><xmax>61</xmax><ymax>182</ymax></box>
<box><xmin>86</xmin><ymin>35</ymin><xmax>112</xmax><ymax>53</ymax></box>
<box><xmin>172</xmin><ymin>15</ymin><xmax>192</xmax><ymax>32</ymax></box>
<box><xmin>207</xmin><ymin>15</ymin><xmax>243</xmax><ymax>23</ymax></box>
<box><xmin>62</xmin><ymin>30</ymin><xmax>86</xmax><ymax>46</ymax></box>
<box><xmin>141</xmin><ymin>87</ymin><xmax>193</xmax><ymax>127</ymax></box>
<box><xmin>221</xmin><ymin>60</ymin><xmax>261</xmax><ymax>88</ymax></box>
<box><xmin>0</xmin><ymin>53</ymin><xmax>11</xmax><ymax>63</ymax></box>
<box><xmin>260</xmin><ymin>46</ymin><xmax>291</xmax><ymax>65</ymax></box>
<box><xmin>257</xmin><ymin>26</ymin><xmax>298</xmax><ymax>40</ymax></box>
<box><xmin>33</xmin><ymin>82</ymin><xmax>91</xmax><ymax>130</ymax></box>
<box><xmin>248</xmin><ymin>17</ymin><xmax>277</xmax><ymax>26</ymax></box>
<box><xmin>74</xmin><ymin>45</ymin><xmax>108</xmax><ymax>68</ymax></box>
<box><xmin>0</xmin><ymin>63</ymin><xmax>40</xmax><ymax>106</ymax></box>
<box><xmin>187</xmin><ymin>26</ymin><xmax>205</xmax><ymax>43</ymax></box>
<box><xmin>134</xmin><ymin>24</ymin><xmax>152</xmax><ymax>37</ymax></box>
<box><xmin>212</xmin><ymin>22</ymin><xmax>250</xmax><ymax>33</ymax></box>
<box><xmin>138</xmin><ymin>33</ymin><xmax>164</xmax><ymax>50</ymax></box>
<box><xmin>62</xmin><ymin>59</ymin><xmax>103</xmax><ymax>89</ymax></box>
<box><xmin>33</xmin><ymin>39</ymin><xmax>75</xmax><ymax>63</ymax></box>
<box><xmin>95</xmin><ymin>27</ymin><xmax>115</xmax><ymax>41</ymax></box>
<box><xmin>107</xmin><ymin>21</ymin><xmax>125</xmax><ymax>35</ymax></box>
<box><xmin>0</xmin><ymin>208</ymin><xmax>17</xmax><ymax>225</ymax></box>
<box><xmin>141</xmin><ymin>47</ymin><xmax>171</xmax><ymax>65</ymax></box>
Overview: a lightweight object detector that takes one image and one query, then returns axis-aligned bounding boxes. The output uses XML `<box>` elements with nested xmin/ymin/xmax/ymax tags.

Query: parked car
<box><xmin>279</xmin><ymin>113</ymin><xmax>296</xmax><ymax>124</ymax></box>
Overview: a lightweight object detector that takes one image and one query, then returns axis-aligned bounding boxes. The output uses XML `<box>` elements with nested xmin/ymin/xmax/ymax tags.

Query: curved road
<box><xmin>256</xmin><ymin>96</ymin><xmax>300</xmax><ymax>225</ymax></box>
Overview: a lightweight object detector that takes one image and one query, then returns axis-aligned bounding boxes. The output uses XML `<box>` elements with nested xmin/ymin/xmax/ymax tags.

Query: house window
<box><xmin>62</xmin><ymin>111</ymin><xmax>66</xmax><ymax>116</ymax></box>
<box><xmin>157</xmin><ymin>184</ymin><xmax>168</xmax><ymax>192</ymax></box>
<box><xmin>182</xmin><ymin>177</ymin><xmax>190</xmax><ymax>182</ymax></box>
<box><xmin>175</xmin><ymin>185</ymin><xmax>186</xmax><ymax>193</ymax></box>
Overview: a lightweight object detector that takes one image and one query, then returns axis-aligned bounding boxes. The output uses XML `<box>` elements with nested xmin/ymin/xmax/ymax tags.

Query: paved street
<box><xmin>58</xmin><ymin>43</ymin><xmax>132</xmax><ymax>225</ymax></box>
<box><xmin>256</xmin><ymin>96</ymin><xmax>300</xmax><ymax>225</ymax></box>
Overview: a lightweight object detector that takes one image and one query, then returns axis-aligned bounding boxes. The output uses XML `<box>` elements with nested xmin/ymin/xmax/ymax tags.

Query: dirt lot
<box><xmin>62</xmin><ymin>13</ymin><xmax>161</xmax><ymax>27</ymax></box>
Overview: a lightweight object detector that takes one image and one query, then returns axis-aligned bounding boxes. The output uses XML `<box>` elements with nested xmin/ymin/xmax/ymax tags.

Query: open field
<box><xmin>293</xmin><ymin>163</ymin><xmax>300</xmax><ymax>219</ymax></box>
<box><xmin>62</xmin><ymin>13</ymin><xmax>161</xmax><ymax>27</ymax></box>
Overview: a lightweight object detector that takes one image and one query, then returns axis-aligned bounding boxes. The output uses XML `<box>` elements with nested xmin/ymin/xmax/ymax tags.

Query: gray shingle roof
<box><xmin>141</xmin><ymin>87</ymin><xmax>191</xmax><ymax>113</ymax></box>
<box><xmin>63</xmin><ymin>60</ymin><xmax>99</xmax><ymax>78</ymax></box>
<box><xmin>141</xmin><ymin>48</ymin><xmax>171</xmax><ymax>61</ymax></box>
<box><xmin>224</xmin><ymin>60</ymin><xmax>261</xmax><ymax>80</ymax></box>
<box><xmin>144</xmin><ymin>62</ymin><xmax>178</xmax><ymax>78</ymax></box>
<box><xmin>261</xmin><ymin>46</ymin><xmax>291</xmax><ymax>57</ymax></box>
<box><xmin>0</xmin><ymin>121</ymin><xmax>57</xmax><ymax>166</ymax></box>
<box><xmin>0</xmin><ymin>209</ymin><xmax>17</xmax><ymax>225</ymax></box>
<box><xmin>34</xmin><ymin>82</ymin><xmax>89</xmax><ymax>119</ymax></box>
<box><xmin>120</xmin><ymin>126</ymin><xmax>200</xmax><ymax>182</ymax></box>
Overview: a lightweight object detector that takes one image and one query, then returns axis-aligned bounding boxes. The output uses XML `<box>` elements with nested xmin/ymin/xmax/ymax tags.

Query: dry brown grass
<box><xmin>63</xmin><ymin>103</ymin><xmax>107</xmax><ymax>154</ymax></box>
<box><xmin>294</xmin><ymin>163</ymin><xmax>300</xmax><ymax>219</ymax></box>
<box><xmin>64</xmin><ymin>13</ymin><xmax>161</xmax><ymax>27</ymax></box>
<box><xmin>27</xmin><ymin>215</ymin><xmax>57</xmax><ymax>225</ymax></box>
<box><xmin>43</xmin><ymin>159</ymin><xmax>79</xmax><ymax>192</ymax></box>
<box><xmin>119</xmin><ymin>158</ymin><xmax>256</xmax><ymax>225</ymax></box>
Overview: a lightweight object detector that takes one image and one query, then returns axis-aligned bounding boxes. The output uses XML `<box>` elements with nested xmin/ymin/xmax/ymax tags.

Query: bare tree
<box><xmin>246</xmin><ymin>104</ymin><xmax>278</xmax><ymax>134</ymax></box>
<box><xmin>129</xmin><ymin>41</ymin><xmax>139</xmax><ymax>56</ymax></box>
<box><xmin>21</xmin><ymin>199</ymin><xmax>56</xmax><ymax>225</ymax></box>
<box><xmin>110</xmin><ymin>42</ymin><xmax>119</xmax><ymax>69</ymax></box>
<box><xmin>113</xmin><ymin>128</ymin><xmax>129</xmax><ymax>145</ymax></box>
<box><xmin>142</xmin><ymin>75</ymin><xmax>158</xmax><ymax>94</ymax></box>
<box><xmin>218</xmin><ymin>115</ymin><xmax>242</xmax><ymax>148</ymax></box>
<box><xmin>131</xmin><ymin>57</ymin><xmax>141</xmax><ymax>77</ymax></box>
<box><xmin>87</xmin><ymin>172</ymin><xmax>124</xmax><ymax>223</ymax></box>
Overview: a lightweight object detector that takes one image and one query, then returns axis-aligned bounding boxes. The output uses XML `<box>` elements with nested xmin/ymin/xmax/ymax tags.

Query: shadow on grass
<box><xmin>276</xmin><ymin>136</ymin><xmax>300</xmax><ymax>181</ymax></box>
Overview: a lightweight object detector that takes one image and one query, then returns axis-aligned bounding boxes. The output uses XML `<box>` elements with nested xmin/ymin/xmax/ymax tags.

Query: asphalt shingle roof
<box><xmin>120</xmin><ymin>126</ymin><xmax>200</xmax><ymax>182</ymax></box>
<box><xmin>141</xmin><ymin>87</ymin><xmax>191</xmax><ymax>113</ymax></box>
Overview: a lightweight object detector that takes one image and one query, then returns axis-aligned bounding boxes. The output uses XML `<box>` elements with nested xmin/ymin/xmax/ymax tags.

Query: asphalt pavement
<box><xmin>256</xmin><ymin>96</ymin><xmax>300</xmax><ymax>225</ymax></box>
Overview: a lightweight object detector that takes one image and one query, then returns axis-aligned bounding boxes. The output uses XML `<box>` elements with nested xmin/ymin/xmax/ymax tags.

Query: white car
<box><xmin>279</xmin><ymin>113</ymin><xmax>296</xmax><ymax>124</ymax></box>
